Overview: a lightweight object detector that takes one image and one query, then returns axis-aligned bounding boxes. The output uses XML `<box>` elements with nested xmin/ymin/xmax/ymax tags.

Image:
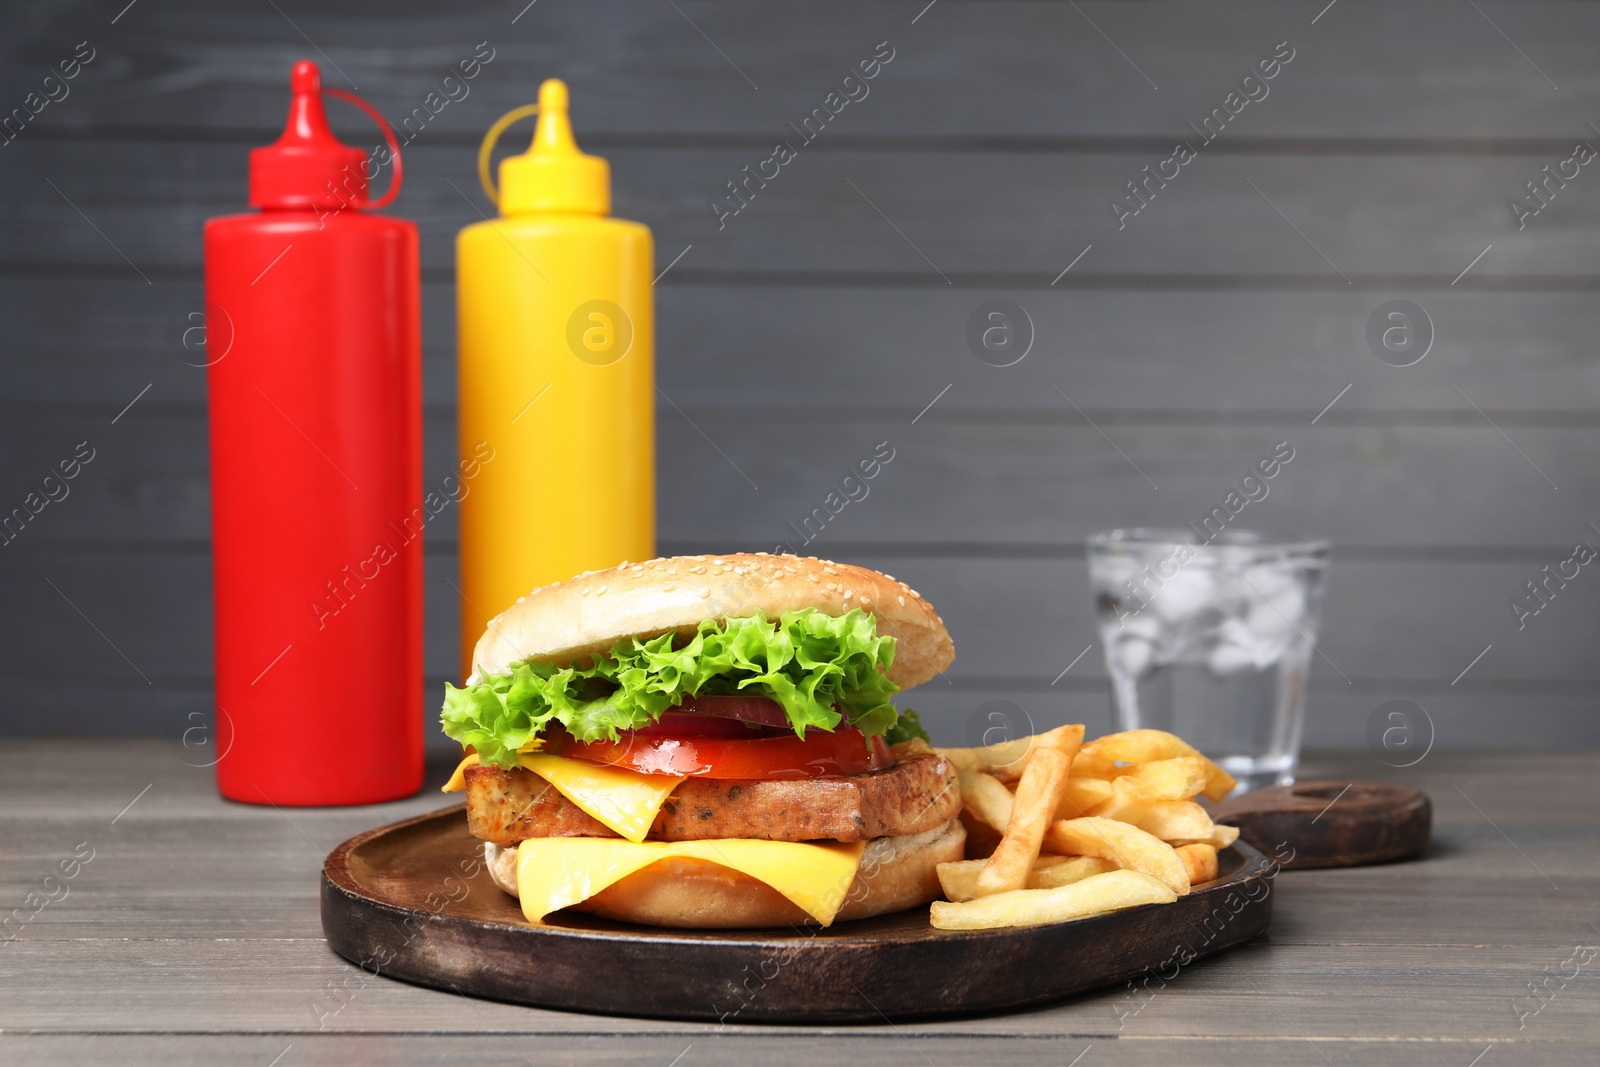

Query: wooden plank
<box><xmin>7</xmin><ymin>819</ymin><xmax>1596</xmax><ymax>950</ymax></box>
<box><xmin>4</xmin><ymin>1036</ymin><xmax>1596</xmax><ymax>1067</ymax></box>
<box><xmin>3</xmin><ymin>414</ymin><xmax>1596</xmax><ymax>549</ymax></box>
<box><xmin>3</xmin><ymin>549</ymin><xmax>1597</xmax><ymax>685</ymax></box>
<box><xmin>0</xmin><ymin>1034</ymin><xmax>1587</xmax><ymax>1067</ymax></box>
<box><xmin>2</xmin><ymin>925</ymin><xmax>1595</xmax><ymax>1041</ymax></box>
<box><xmin>7</xmin><ymin>280</ymin><xmax>1600</xmax><ymax>414</ymax></box>
<box><xmin>5</xmin><ymin>750</ymin><xmax>1596</xmax><ymax>945</ymax></box>
<box><xmin>5</xmin><ymin>675</ymin><xmax>1598</xmax><ymax>755</ymax></box>
<box><xmin>4</xmin><ymin>742</ymin><xmax>1596</xmax><ymax>1052</ymax></box>
<box><xmin>884</xmin><ymin>686</ymin><xmax>1600</xmax><ymax>755</ymax></box>
<box><xmin>5</xmin><ymin>140</ymin><xmax>1599</xmax><ymax>278</ymax></box>
<box><xmin>1</xmin><ymin>551</ymin><xmax>1597</xmax><ymax>756</ymax></box>
<box><xmin>10</xmin><ymin>0</ymin><xmax>1600</xmax><ymax>141</ymax></box>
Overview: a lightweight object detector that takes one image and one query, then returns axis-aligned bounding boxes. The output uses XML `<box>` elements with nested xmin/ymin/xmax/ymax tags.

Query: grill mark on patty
<box><xmin>463</xmin><ymin>754</ymin><xmax>959</xmax><ymax>846</ymax></box>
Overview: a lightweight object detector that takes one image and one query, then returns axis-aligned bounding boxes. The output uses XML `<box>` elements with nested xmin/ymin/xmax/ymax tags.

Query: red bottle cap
<box><xmin>250</xmin><ymin>61</ymin><xmax>371</xmax><ymax>210</ymax></box>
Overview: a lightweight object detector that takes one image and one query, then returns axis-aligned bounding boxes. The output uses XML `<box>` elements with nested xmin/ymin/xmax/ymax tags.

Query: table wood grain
<box><xmin>2</xmin><ymin>741</ymin><xmax>1596</xmax><ymax>1065</ymax></box>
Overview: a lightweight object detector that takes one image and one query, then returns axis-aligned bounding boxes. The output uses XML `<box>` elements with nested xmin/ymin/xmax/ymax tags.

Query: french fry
<box><xmin>1079</xmin><ymin>728</ymin><xmax>1184</xmax><ymax>764</ymax></box>
<box><xmin>1039</xmin><ymin>723</ymin><xmax>1086</xmax><ymax>750</ymax></box>
<box><xmin>930</xmin><ymin>725</ymin><xmax>1245</xmax><ymax>929</ymax></box>
<box><xmin>937</xmin><ymin>854</ymin><xmax>1075</xmax><ymax>902</ymax></box>
<box><xmin>1070</xmin><ymin>752</ymin><xmax>1120</xmax><ymax>779</ymax></box>
<box><xmin>1079</xmin><ymin>729</ymin><xmax>1237</xmax><ymax>801</ymax></box>
<box><xmin>976</xmin><ymin>747</ymin><xmax>1071</xmax><ymax>896</ymax></box>
<box><xmin>938</xmin><ymin>723</ymin><xmax>1086</xmax><ymax>783</ymax></box>
<box><xmin>1175</xmin><ymin>842</ymin><xmax>1219</xmax><ymax>885</ymax></box>
<box><xmin>1030</xmin><ymin>854</ymin><xmax>1118</xmax><ymax>890</ymax></box>
<box><xmin>1175</xmin><ymin>822</ymin><xmax>1240</xmax><ymax>850</ymax></box>
<box><xmin>1114</xmin><ymin>757</ymin><xmax>1208</xmax><ymax>801</ymax></box>
<box><xmin>929</xmin><ymin>869</ymin><xmax>1177</xmax><ymax>930</ymax></box>
<box><xmin>936</xmin><ymin>738</ymin><xmax>1034</xmax><ymax>781</ymax></box>
<box><xmin>1137</xmin><ymin>801</ymin><xmax>1218</xmax><ymax>843</ymax></box>
<box><xmin>1044</xmin><ymin>816</ymin><xmax>1191</xmax><ymax>895</ymax></box>
<box><xmin>1093</xmin><ymin>779</ymin><xmax>1217</xmax><ymax>842</ymax></box>
<box><xmin>957</xmin><ymin>771</ymin><xmax>1015</xmax><ymax>832</ymax></box>
<box><xmin>1055</xmin><ymin>776</ymin><xmax>1112</xmax><ymax>819</ymax></box>
<box><xmin>1027</xmin><ymin>723</ymin><xmax>1085</xmax><ymax>761</ymax></box>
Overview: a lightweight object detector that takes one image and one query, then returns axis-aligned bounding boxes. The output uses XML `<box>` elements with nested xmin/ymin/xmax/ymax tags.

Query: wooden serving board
<box><xmin>321</xmin><ymin>805</ymin><xmax>1275</xmax><ymax>1023</ymax></box>
<box><xmin>1214</xmin><ymin>780</ymin><xmax>1432</xmax><ymax>870</ymax></box>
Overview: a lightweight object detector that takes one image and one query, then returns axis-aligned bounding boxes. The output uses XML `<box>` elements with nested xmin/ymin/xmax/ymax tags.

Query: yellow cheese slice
<box><xmin>516</xmin><ymin>836</ymin><xmax>867</xmax><ymax>926</ymax></box>
<box><xmin>441</xmin><ymin>749</ymin><xmax>681</xmax><ymax>843</ymax></box>
<box><xmin>440</xmin><ymin>752</ymin><xmax>480</xmax><ymax>793</ymax></box>
<box><xmin>515</xmin><ymin>753</ymin><xmax>684</xmax><ymax>844</ymax></box>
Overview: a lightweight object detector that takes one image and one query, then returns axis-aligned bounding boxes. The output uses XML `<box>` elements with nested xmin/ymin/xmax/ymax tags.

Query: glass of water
<box><xmin>1087</xmin><ymin>528</ymin><xmax>1329</xmax><ymax>793</ymax></box>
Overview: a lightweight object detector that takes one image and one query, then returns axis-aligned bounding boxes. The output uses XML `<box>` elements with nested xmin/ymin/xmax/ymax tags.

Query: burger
<box><xmin>439</xmin><ymin>552</ymin><xmax>963</xmax><ymax>928</ymax></box>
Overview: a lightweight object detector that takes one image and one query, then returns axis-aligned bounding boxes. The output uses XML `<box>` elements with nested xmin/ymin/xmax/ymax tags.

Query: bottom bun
<box><xmin>485</xmin><ymin>820</ymin><xmax>966</xmax><ymax>929</ymax></box>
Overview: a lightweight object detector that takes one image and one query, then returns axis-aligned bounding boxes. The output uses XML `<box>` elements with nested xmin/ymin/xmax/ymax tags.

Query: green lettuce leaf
<box><xmin>441</xmin><ymin>608</ymin><xmax>904</xmax><ymax>768</ymax></box>
<box><xmin>882</xmin><ymin>708</ymin><xmax>929</xmax><ymax>746</ymax></box>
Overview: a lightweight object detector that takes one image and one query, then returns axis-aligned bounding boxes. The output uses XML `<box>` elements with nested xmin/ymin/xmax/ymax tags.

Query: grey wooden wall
<box><xmin>2</xmin><ymin>0</ymin><xmax>1596</xmax><ymax>754</ymax></box>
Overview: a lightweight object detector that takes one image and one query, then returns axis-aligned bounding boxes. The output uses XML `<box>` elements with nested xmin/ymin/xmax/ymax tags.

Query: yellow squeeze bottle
<box><xmin>457</xmin><ymin>79</ymin><xmax>654</xmax><ymax>678</ymax></box>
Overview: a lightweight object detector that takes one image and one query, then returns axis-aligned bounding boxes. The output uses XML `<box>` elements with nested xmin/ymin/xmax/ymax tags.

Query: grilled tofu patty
<box><xmin>463</xmin><ymin>753</ymin><xmax>959</xmax><ymax>846</ymax></box>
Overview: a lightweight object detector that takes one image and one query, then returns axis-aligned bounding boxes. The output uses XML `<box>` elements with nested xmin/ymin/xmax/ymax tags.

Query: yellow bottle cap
<box><xmin>489</xmin><ymin>79</ymin><xmax>610</xmax><ymax>216</ymax></box>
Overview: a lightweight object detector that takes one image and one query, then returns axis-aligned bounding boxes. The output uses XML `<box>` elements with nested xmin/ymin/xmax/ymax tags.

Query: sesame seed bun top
<box><xmin>467</xmin><ymin>553</ymin><xmax>953</xmax><ymax>689</ymax></box>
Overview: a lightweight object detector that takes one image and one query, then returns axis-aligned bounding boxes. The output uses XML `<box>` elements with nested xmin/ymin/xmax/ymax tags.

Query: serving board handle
<box><xmin>1213</xmin><ymin>779</ymin><xmax>1431</xmax><ymax>869</ymax></box>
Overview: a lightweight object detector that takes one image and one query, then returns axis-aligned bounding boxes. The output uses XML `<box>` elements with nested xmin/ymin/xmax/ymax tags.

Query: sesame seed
<box><xmin>860</xmin><ymin>597</ymin><xmax>871</xmax><ymax>607</ymax></box>
<box><xmin>897</xmin><ymin>596</ymin><xmax>906</xmax><ymax>606</ymax></box>
<box><xmin>843</xmin><ymin>590</ymin><xmax>854</xmax><ymax>599</ymax></box>
<box><xmin>884</xmin><ymin>574</ymin><xmax>895</xmax><ymax>580</ymax></box>
<box><xmin>663</xmin><ymin>583</ymin><xmax>676</xmax><ymax>592</ymax></box>
<box><xmin>823</xmin><ymin>566</ymin><xmax>838</xmax><ymax>575</ymax></box>
<box><xmin>516</xmin><ymin>597</ymin><xmax>526</xmax><ymax>603</ymax></box>
<box><xmin>699</xmin><ymin>587</ymin><xmax>711</xmax><ymax>598</ymax></box>
<box><xmin>632</xmin><ymin>565</ymin><xmax>643</xmax><ymax>572</ymax></box>
<box><xmin>597</xmin><ymin>586</ymin><xmax>607</xmax><ymax>595</ymax></box>
<box><xmin>807</xmin><ymin>575</ymin><xmax>818</xmax><ymax>583</ymax></box>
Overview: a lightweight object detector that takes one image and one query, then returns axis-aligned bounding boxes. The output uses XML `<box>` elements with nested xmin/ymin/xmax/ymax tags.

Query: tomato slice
<box><xmin>551</xmin><ymin>725</ymin><xmax>893</xmax><ymax>779</ymax></box>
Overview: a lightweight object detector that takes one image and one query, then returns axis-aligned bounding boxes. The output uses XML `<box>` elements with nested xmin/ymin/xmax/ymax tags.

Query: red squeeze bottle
<box><xmin>205</xmin><ymin>61</ymin><xmax>421</xmax><ymax>805</ymax></box>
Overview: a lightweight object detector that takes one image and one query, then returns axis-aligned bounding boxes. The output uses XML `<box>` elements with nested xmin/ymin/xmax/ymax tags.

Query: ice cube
<box><xmin>1149</xmin><ymin>567</ymin><xmax>1214</xmax><ymax>624</ymax></box>
<box><xmin>1206</xmin><ymin>618</ymin><xmax>1257</xmax><ymax>675</ymax></box>
<box><xmin>1244</xmin><ymin>570</ymin><xmax>1306</xmax><ymax>643</ymax></box>
<box><xmin>1243</xmin><ymin>564</ymin><xmax>1300</xmax><ymax>609</ymax></box>
<box><xmin>1228</xmin><ymin>573</ymin><xmax>1303</xmax><ymax>668</ymax></box>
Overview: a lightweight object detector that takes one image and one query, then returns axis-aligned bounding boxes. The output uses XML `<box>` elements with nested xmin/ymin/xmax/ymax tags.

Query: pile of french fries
<box><xmin>924</xmin><ymin>726</ymin><xmax>1241</xmax><ymax>931</ymax></box>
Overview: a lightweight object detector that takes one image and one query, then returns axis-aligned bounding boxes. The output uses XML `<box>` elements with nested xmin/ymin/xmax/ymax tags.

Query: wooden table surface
<box><xmin>3</xmin><ymin>741</ymin><xmax>1596</xmax><ymax>1066</ymax></box>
